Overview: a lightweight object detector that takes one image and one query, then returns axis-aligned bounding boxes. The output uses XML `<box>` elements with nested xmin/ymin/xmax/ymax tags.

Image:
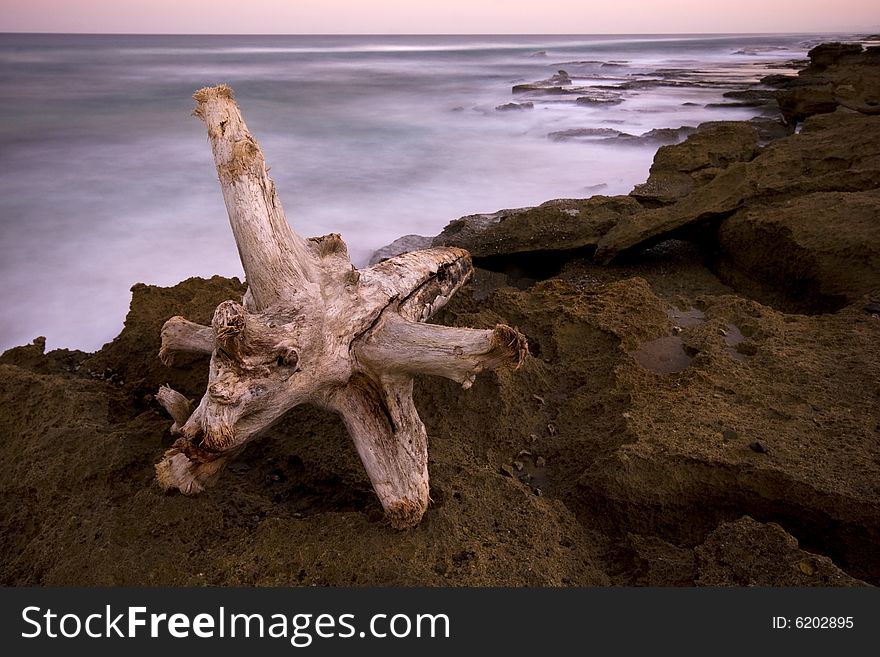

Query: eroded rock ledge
<box><xmin>379</xmin><ymin>42</ymin><xmax>880</xmax><ymax>316</ymax></box>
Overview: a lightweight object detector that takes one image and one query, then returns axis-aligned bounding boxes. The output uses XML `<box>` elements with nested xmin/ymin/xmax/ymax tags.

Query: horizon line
<box><xmin>0</xmin><ymin>29</ymin><xmax>873</xmax><ymax>37</ymax></box>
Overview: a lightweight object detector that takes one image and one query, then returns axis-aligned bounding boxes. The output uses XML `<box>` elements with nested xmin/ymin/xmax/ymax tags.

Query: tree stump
<box><xmin>154</xmin><ymin>85</ymin><xmax>527</xmax><ymax>529</ymax></box>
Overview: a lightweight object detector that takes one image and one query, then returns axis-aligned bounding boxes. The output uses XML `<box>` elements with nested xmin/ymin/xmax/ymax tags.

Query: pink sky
<box><xmin>1</xmin><ymin>0</ymin><xmax>877</xmax><ymax>34</ymax></box>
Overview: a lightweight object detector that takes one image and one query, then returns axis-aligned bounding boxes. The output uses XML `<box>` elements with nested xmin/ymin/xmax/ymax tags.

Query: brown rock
<box><xmin>432</xmin><ymin>196</ymin><xmax>642</xmax><ymax>258</ymax></box>
<box><xmin>548</xmin><ymin>127</ymin><xmax>622</xmax><ymax>142</ymax></box>
<box><xmin>775</xmin><ymin>43</ymin><xmax>880</xmax><ymax>123</ymax></box>
<box><xmin>598</xmin><ymin>110</ymin><xmax>880</xmax><ymax>262</ymax></box>
<box><xmin>82</xmin><ymin>276</ymin><xmax>247</xmax><ymax>399</ymax></box>
<box><xmin>3</xmin><ymin>252</ymin><xmax>878</xmax><ymax>586</ymax></box>
<box><xmin>495</xmin><ymin>101</ymin><xmax>534</xmax><ymax>111</ymax></box>
<box><xmin>805</xmin><ymin>42</ymin><xmax>866</xmax><ymax>71</ymax></box>
<box><xmin>624</xmin><ymin>533</ymin><xmax>695</xmax><ymax>586</ymax></box>
<box><xmin>1</xmin><ymin>275</ymin><xmax>625</xmax><ymax>587</ymax></box>
<box><xmin>650</xmin><ymin>122</ymin><xmax>760</xmax><ymax>175</ymax></box>
<box><xmin>0</xmin><ymin>336</ymin><xmax>89</xmax><ymax>377</ymax></box>
<box><xmin>575</xmin><ymin>93</ymin><xmax>624</xmax><ymax>106</ymax></box>
<box><xmin>580</xmin><ymin>290</ymin><xmax>880</xmax><ymax>583</ymax></box>
<box><xmin>630</xmin><ymin>122</ymin><xmax>759</xmax><ymax>204</ymax></box>
<box><xmin>629</xmin><ymin>171</ymin><xmax>697</xmax><ymax>204</ymax></box>
<box><xmin>4</xmin><ymin>42</ymin><xmax>879</xmax><ymax>588</ymax></box>
<box><xmin>776</xmin><ymin>83</ymin><xmax>838</xmax><ymax>123</ymax></box>
<box><xmin>717</xmin><ymin>191</ymin><xmax>880</xmax><ymax>309</ymax></box>
<box><xmin>695</xmin><ymin>516</ymin><xmax>868</xmax><ymax>586</ymax></box>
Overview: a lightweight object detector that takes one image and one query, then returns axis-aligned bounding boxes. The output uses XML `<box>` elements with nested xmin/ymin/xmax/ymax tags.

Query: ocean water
<box><xmin>0</xmin><ymin>33</ymin><xmax>842</xmax><ymax>352</ymax></box>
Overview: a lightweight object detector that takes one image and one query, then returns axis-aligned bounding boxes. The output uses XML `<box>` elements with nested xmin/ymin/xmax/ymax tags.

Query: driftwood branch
<box><xmin>159</xmin><ymin>316</ymin><xmax>214</xmax><ymax>365</ymax></box>
<box><xmin>155</xmin><ymin>385</ymin><xmax>193</xmax><ymax>435</ymax></box>
<box><xmin>154</xmin><ymin>85</ymin><xmax>527</xmax><ymax>528</ymax></box>
<box><xmin>193</xmin><ymin>84</ymin><xmax>319</xmax><ymax>310</ymax></box>
<box><xmin>355</xmin><ymin>312</ymin><xmax>527</xmax><ymax>388</ymax></box>
<box><xmin>328</xmin><ymin>375</ymin><xmax>429</xmax><ymax>528</ymax></box>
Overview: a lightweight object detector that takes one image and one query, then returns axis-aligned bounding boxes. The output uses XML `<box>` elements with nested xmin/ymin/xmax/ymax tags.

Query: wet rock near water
<box><xmin>83</xmin><ymin>276</ymin><xmax>247</xmax><ymax>400</ymax></box>
<box><xmin>512</xmin><ymin>82</ymin><xmax>598</xmax><ymax>96</ymax></box>
<box><xmin>495</xmin><ymin>101</ymin><xmax>533</xmax><ymax>111</ymax></box>
<box><xmin>630</xmin><ymin>121</ymin><xmax>760</xmax><ymax>204</ymax></box>
<box><xmin>368</xmin><ymin>234</ymin><xmax>434</xmax><ymax>265</ymax></box>
<box><xmin>766</xmin><ymin>43</ymin><xmax>880</xmax><ymax>123</ymax></box>
<box><xmin>579</xmin><ymin>285</ymin><xmax>880</xmax><ymax>584</ymax></box>
<box><xmin>574</xmin><ymin>92</ymin><xmax>624</xmax><ymax>106</ymax></box>
<box><xmin>512</xmin><ymin>70</ymin><xmax>584</xmax><ymax>95</ymax></box>
<box><xmin>4</xmin><ymin>250</ymin><xmax>877</xmax><ymax>586</ymax></box>
<box><xmin>376</xmin><ymin>42</ymin><xmax>877</xmax><ymax>317</ymax></box>
<box><xmin>549</xmin><ymin>126</ymin><xmax>695</xmax><ymax>146</ymax></box>
<box><xmin>806</xmin><ymin>42</ymin><xmax>867</xmax><ymax>70</ymax></box>
<box><xmin>547</xmin><ymin>70</ymin><xmax>572</xmax><ymax>85</ymax></box>
<box><xmin>431</xmin><ymin>196</ymin><xmax>642</xmax><ymax>259</ymax></box>
<box><xmin>705</xmin><ymin>88</ymin><xmax>783</xmax><ymax>114</ymax></box>
<box><xmin>547</xmin><ymin>127</ymin><xmax>623</xmax><ymax>142</ymax></box>
<box><xmin>744</xmin><ymin>116</ymin><xmax>793</xmax><ymax>144</ymax></box>
<box><xmin>644</xmin><ymin>122</ymin><xmax>760</xmax><ymax>179</ymax></box>
<box><xmin>626</xmin><ymin>126</ymin><xmax>697</xmax><ymax>145</ymax></box>
<box><xmin>721</xmin><ymin>88</ymin><xmax>780</xmax><ymax>105</ymax></box>
<box><xmin>597</xmin><ymin>109</ymin><xmax>880</xmax><ymax>307</ymax></box>
<box><xmin>509</xmin><ymin>51</ymin><xmax>804</xmax><ymax>112</ymax></box>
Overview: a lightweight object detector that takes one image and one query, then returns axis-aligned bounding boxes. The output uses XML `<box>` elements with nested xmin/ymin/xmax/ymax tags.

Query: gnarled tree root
<box><xmin>154</xmin><ymin>84</ymin><xmax>527</xmax><ymax>528</ymax></box>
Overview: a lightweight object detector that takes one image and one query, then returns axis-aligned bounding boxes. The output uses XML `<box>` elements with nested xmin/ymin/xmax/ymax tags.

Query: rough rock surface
<box><xmin>4</xmin><ymin>244</ymin><xmax>878</xmax><ymax>587</ymax></box>
<box><xmin>1</xmin><ymin>276</ymin><xmax>618</xmax><ymax>586</ymax></box>
<box><xmin>646</xmin><ymin>122</ymin><xmax>760</xmax><ymax>179</ymax></box>
<box><xmin>716</xmin><ymin>191</ymin><xmax>880</xmax><ymax>310</ymax></box>
<box><xmin>548</xmin><ymin>128</ymin><xmax>623</xmax><ymax>142</ymax></box>
<box><xmin>575</xmin><ymin>93</ymin><xmax>624</xmax><ymax>106</ymax></box>
<box><xmin>630</xmin><ymin>121</ymin><xmax>760</xmax><ymax>204</ymax></box>
<box><xmin>770</xmin><ymin>43</ymin><xmax>880</xmax><ymax>123</ymax></box>
<box><xmin>83</xmin><ymin>276</ymin><xmax>247</xmax><ymax>400</ymax></box>
<box><xmin>578</xmin><ymin>286</ymin><xmax>880</xmax><ymax>584</ymax></box>
<box><xmin>603</xmin><ymin>44</ymin><xmax>880</xmax><ymax>266</ymax></box>
<box><xmin>548</xmin><ymin>126</ymin><xmax>696</xmax><ymax>146</ymax></box>
<box><xmin>496</xmin><ymin>101</ymin><xmax>533</xmax><ymax>111</ymax></box>
<box><xmin>368</xmin><ymin>234</ymin><xmax>433</xmax><ymax>265</ymax></box>
<box><xmin>512</xmin><ymin>69</ymin><xmax>580</xmax><ymax>95</ymax></box>
<box><xmin>695</xmin><ymin>516</ymin><xmax>868</xmax><ymax>586</ymax></box>
<box><xmin>431</xmin><ymin>196</ymin><xmax>642</xmax><ymax>259</ymax></box>
<box><xmin>596</xmin><ymin>109</ymin><xmax>880</xmax><ymax>272</ymax></box>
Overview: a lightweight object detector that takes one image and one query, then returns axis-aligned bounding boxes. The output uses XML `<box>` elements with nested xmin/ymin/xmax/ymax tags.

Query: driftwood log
<box><xmin>154</xmin><ymin>85</ymin><xmax>527</xmax><ymax>529</ymax></box>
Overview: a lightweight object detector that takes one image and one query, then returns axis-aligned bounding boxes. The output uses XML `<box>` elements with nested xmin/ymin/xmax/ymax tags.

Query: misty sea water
<box><xmin>0</xmin><ymin>33</ymin><xmax>845</xmax><ymax>352</ymax></box>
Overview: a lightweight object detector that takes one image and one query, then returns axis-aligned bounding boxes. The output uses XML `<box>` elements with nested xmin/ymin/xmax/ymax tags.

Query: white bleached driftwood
<box><xmin>154</xmin><ymin>85</ymin><xmax>527</xmax><ymax>528</ymax></box>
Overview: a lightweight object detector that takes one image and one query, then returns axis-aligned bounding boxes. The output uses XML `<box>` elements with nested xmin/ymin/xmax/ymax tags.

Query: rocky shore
<box><xmin>1</xmin><ymin>41</ymin><xmax>878</xmax><ymax>587</ymax></box>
